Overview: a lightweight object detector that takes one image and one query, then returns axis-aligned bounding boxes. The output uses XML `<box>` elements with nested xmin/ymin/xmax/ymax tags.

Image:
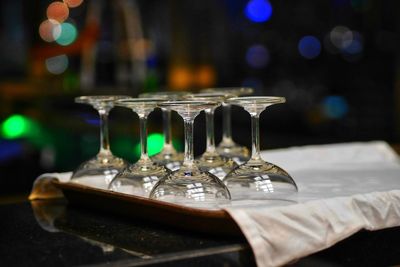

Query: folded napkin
<box><xmin>29</xmin><ymin>172</ymin><xmax>72</xmax><ymax>200</ymax></box>
<box><xmin>224</xmin><ymin>141</ymin><xmax>400</xmax><ymax>266</ymax></box>
<box><xmin>29</xmin><ymin>141</ymin><xmax>400</xmax><ymax>267</ymax></box>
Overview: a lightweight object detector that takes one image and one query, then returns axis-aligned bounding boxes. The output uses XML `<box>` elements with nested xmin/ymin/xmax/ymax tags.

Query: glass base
<box><xmin>149</xmin><ymin>165</ymin><xmax>231</xmax><ymax>208</ymax></box>
<box><xmin>223</xmin><ymin>159</ymin><xmax>297</xmax><ymax>200</ymax></box>
<box><xmin>71</xmin><ymin>153</ymin><xmax>128</xmax><ymax>189</ymax></box>
<box><xmin>195</xmin><ymin>152</ymin><xmax>238</xmax><ymax>180</ymax></box>
<box><xmin>216</xmin><ymin>140</ymin><xmax>250</xmax><ymax>165</ymax></box>
<box><xmin>108</xmin><ymin>159</ymin><xmax>169</xmax><ymax>197</ymax></box>
<box><xmin>151</xmin><ymin>148</ymin><xmax>184</xmax><ymax>172</ymax></box>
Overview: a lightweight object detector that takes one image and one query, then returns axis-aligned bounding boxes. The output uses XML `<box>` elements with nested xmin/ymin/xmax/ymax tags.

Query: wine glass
<box><xmin>149</xmin><ymin>100</ymin><xmax>231</xmax><ymax>208</ymax></box>
<box><xmin>138</xmin><ymin>91</ymin><xmax>187</xmax><ymax>171</ymax></box>
<box><xmin>185</xmin><ymin>93</ymin><xmax>238</xmax><ymax>180</ymax></box>
<box><xmin>108</xmin><ymin>98</ymin><xmax>169</xmax><ymax>197</ymax></box>
<box><xmin>223</xmin><ymin>96</ymin><xmax>298</xmax><ymax>200</ymax></box>
<box><xmin>71</xmin><ymin>96</ymin><xmax>129</xmax><ymax>189</ymax></box>
<box><xmin>200</xmin><ymin>87</ymin><xmax>254</xmax><ymax>164</ymax></box>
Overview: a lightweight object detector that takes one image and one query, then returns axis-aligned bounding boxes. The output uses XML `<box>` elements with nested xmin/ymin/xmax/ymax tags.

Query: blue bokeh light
<box><xmin>322</xmin><ymin>96</ymin><xmax>349</xmax><ymax>119</ymax></box>
<box><xmin>245</xmin><ymin>0</ymin><xmax>272</xmax><ymax>23</ymax></box>
<box><xmin>343</xmin><ymin>39</ymin><xmax>362</xmax><ymax>54</ymax></box>
<box><xmin>246</xmin><ymin>44</ymin><xmax>270</xmax><ymax>68</ymax></box>
<box><xmin>0</xmin><ymin>140</ymin><xmax>23</xmax><ymax>162</ymax></box>
<box><xmin>298</xmin><ymin>36</ymin><xmax>321</xmax><ymax>59</ymax></box>
<box><xmin>342</xmin><ymin>32</ymin><xmax>363</xmax><ymax>55</ymax></box>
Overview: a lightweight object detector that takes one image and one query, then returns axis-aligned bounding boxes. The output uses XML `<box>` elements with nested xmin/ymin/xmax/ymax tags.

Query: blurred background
<box><xmin>0</xmin><ymin>0</ymin><xmax>399</xmax><ymax>197</ymax></box>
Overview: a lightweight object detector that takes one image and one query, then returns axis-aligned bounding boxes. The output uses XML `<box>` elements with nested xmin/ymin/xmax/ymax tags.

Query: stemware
<box><xmin>138</xmin><ymin>91</ymin><xmax>187</xmax><ymax>171</ymax></box>
<box><xmin>223</xmin><ymin>96</ymin><xmax>298</xmax><ymax>199</ymax></box>
<box><xmin>200</xmin><ymin>87</ymin><xmax>254</xmax><ymax>164</ymax></box>
<box><xmin>108</xmin><ymin>98</ymin><xmax>169</xmax><ymax>196</ymax></box>
<box><xmin>185</xmin><ymin>93</ymin><xmax>238</xmax><ymax>180</ymax></box>
<box><xmin>71</xmin><ymin>96</ymin><xmax>128</xmax><ymax>189</ymax></box>
<box><xmin>150</xmin><ymin>100</ymin><xmax>231</xmax><ymax>208</ymax></box>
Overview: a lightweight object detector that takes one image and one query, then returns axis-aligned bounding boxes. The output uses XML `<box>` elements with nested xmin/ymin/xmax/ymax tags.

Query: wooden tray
<box><xmin>53</xmin><ymin>180</ymin><xmax>243</xmax><ymax>237</ymax></box>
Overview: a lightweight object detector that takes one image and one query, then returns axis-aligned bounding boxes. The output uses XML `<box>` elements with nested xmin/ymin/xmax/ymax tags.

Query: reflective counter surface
<box><xmin>1</xmin><ymin>198</ymin><xmax>400</xmax><ymax>266</ymax></box>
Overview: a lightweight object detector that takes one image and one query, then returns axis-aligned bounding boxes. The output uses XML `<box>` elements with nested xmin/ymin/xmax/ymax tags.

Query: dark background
<box><xmin>1</xmin><ymin>0</ymin><xmax>399</xmax><ymax>197</ymax></box>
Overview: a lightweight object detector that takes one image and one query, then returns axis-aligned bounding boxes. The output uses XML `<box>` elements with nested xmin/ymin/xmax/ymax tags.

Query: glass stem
<box><xmin>183</xmin><ymin>118</ymin><xmax>194</xmax><ymax>167</ymax></box>
<box><xmin>98</xmin><ymin>108</ymin><xmax>111</xmax><ymax>155</ymax></box>
<box><xmin>222</xmin><ymin>103</ymin><xmax>233</xmax><ymax>143</ymax></box>
<box><xmin>250</xmin><ymin>114</ymin><xmax>261</xmax><ymax>161</ymax></box>
<box><xmin>139</xmin><ymin>114</ymin><xmax>149</xmax><ymax>161</ymax></box>
<box><xmin>205</xmin><ymin>109</ymin><xmax>216</xmax><ymax>153</ymax></box>
<box><xmin>162</xmin><ymin>108</ymin><xmax>174</xmax><ymax>150</ymax></box>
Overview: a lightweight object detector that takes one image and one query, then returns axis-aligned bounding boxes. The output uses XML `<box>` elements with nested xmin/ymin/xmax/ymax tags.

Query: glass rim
<box><xmin>226</xmin><ymin>96</ymin><xmax>286</xmax><ymax>105</ymax></box>
<box><xmin>158</xmin><ymin>100</ymin><xmax>219</xmax><ymax>108</ymax></box>
<box><xmin>75</xmin><ymin>95</ymin><xmax>129</xmax><ymax>104</ymax></box>
<box><xmin>115</xmin><ymin>97</ymin><xmax>165</xmax><ymax>107</ymax></box>
<box><xmin>200</xmin><ymin>87</ymin><xmax>254</xmax><ymax>96</ymax></box>
<box><xmin>185</xmin><ymin>92</ymin><xmax>235</xmax><ymax>100</ymax></box>
<box><xmin>138</xmin><ymin>91</ymin><xmax>189</xmax><ymax>100</ymax></box>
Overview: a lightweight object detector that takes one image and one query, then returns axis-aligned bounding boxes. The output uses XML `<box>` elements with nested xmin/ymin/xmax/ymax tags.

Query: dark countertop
<box><xmin>1</xmin><ymin>199</ymin><xmax>400</xmax><ymax>267</ymax></box>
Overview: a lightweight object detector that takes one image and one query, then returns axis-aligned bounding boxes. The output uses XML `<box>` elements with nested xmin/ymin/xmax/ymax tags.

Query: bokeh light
<box><xmin>47</xmin><ymin>1</ymin><xmax>69</xmax><ymax>23</ymax></box>
<box><xmin>342</xmin><ymin>31</ymin><xmax>363</xmax><ymax>55</ymax></box>
<box><xmin>55</xmin><ymin>22</ymin><xmax>78</xmax><ymax>46</ymax></box>
<box><xmin>134</xmin><ymin>133</ymin><xmax>164</xmax><ymax>157</ymax></box>
<box><xmin>322</xmin><ymin>96</ymin><xmax>349</xmax><ymax>119</ymax></box>
<box><xmin>298</xmin><ymin>36</ymin><xmax>321</xmax><ymax>59</ymax></box>
<box><xmin>245</xmin><ymin>0</ymin><xmax>272</xmax><ymax>23</ymax></box>
<box><xmin>0</xmin><ymin>140</ymin><xmax>23</xmax><ymax>162</ymax></box>
<box><xmin>246</xmin><ymin>44</ymin><xmax>270</xmax><ymax>68</ymax></box>
<box><xmin>63</xmin><ymin>0</ymin><xmax>84</xmax><ymax>8</ymax></box>
<box><xmin>330</xmin><ymin>26</ymin><xmax>353</xmax><ymax>50</ymax></box>
<box><xmin>1</xmin><ymin>115</ymin><xmax>31</xmax><ymax>139</ymax></box>
<box><xmin>39</xmin><ymin>19</ymin><xmax>62</xmax><ymax>42</ymax></box>
<box><xmin>45</xmin><ymin>54</ymin><xmax>69</xmax><ymax>74</ymax></box>
<box><xmin>195</xmin><ymin>65</ymin><xmax>216</xmax><ymax>87</ymax></box>
<box><xmin>168</xmin><ymin>66</ymin><xmax>192</xmax><ymax>89</ymax></box>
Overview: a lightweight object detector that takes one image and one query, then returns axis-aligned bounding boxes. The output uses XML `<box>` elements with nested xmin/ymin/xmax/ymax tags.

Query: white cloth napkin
<box><xmin>224</xmin><ymin>141</ymin><xmax>400</xmax><ymax>266</ymax></box>
<box><xmin>29</xmin><ymin>141</ymin><xmax>400</xmax><ymax>267</ymax></box>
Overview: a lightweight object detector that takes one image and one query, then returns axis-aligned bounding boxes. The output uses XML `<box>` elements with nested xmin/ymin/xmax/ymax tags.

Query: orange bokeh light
<box><xmin>63</xmin><ymin>0</ymin><xmax>84</xmax><ymax>8</ymax></box>
<box><xmin>47</xmin><ymin>2</ymin><xmax>69</xmax><ymax>23</ymax></box>
<box><xmin>39</xmin><ymin>19</ymin><xmax>61</xmax><ymax>42</ymax></box>
<box><xmin>194</xmin><ymin>65</ymin><xmax>216</xmax><ymax>87</ymax></box>
<box><xmin>168</xmin><ymin>66</ymin><xmax>192</xmax><ymax>89</ymax></box>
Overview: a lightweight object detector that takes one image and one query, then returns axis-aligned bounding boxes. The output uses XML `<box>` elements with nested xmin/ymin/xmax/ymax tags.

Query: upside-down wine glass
<box><xmin>108</xmin><ymin>98</ymin><xmax>169</xmax><ymax>196</ymax></box>
<box><xmin>150</xmin><ymin>100</ymin><xmax>231</xmax><ymax>208</ymax></box>
<box><xmin>223</xmin><ymin>96</ymin><xmax>298</xmax><ymax>200</ymax></box>
<box><xmin>186</xmin><ymin>93</ymin><xmax>238</xmax><ymax>180</ymax></box>
<box><xmin>138</xmin><ymin>91</ymin><xmax>187</xmax><ymax>171</ymax></box>
<box><xmin>200</xmin><ymin>87</ymin><xmax>253</xmax><ymax>164</ymax></box>
<box><xmin>71</xmin><ymin>96</ymin><xmax>128</xmax><ymax>189</ymax></box>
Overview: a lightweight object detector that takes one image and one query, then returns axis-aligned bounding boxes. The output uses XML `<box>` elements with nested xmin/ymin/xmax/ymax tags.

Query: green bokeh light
<box><xmin>1</xmin><ymin>115</ymin><xmax>31</xmax><ymax>139</ymax></box>
<box><xmin>134</xmin><ymin>133</ymin><xmax>164</xmax><ymax>157</ymax></box>
<box><xmin>56</xmin><ymin>22</ymin><xmax>77</xmax><ymax>46</ymax></box>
